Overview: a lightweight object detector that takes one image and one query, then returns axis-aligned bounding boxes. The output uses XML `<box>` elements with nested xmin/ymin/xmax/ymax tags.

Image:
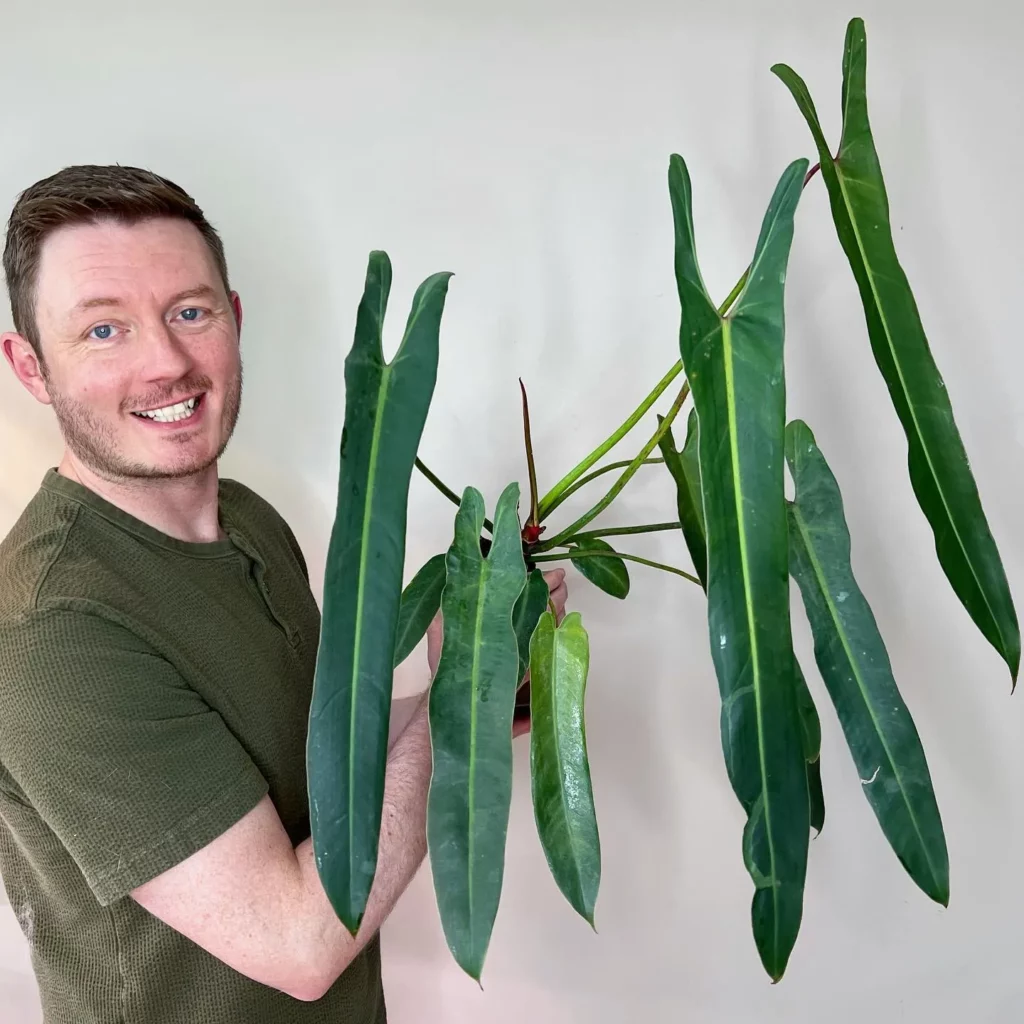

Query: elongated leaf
<box><xmin>773</xmin><ymin>20</ymin><xmax>1019</xmax><ymax>684</ymax></box>
<box><xmin>567</xmin><ymin>538</ymin><xmax>630</xmax><ymax>599</ymax></box>
<box><xmin>669</xmin><ymin>153</ymin><xmax>810</xmax><ymax>981</ymax></box>
<box><xmin>427</xmin><ymin>483</ymin><xmax>527</xmax><ymax>981</ymax></box>
<box><xmin>394</xmin><ymin>553</ymin><xmax>446</xmax><ymax>667</ymax></box>
<box><xmin>529</xmin><ymin>610</ymin><xmax>601</xmax><ymax>925</ymax></box>
<box><xmin>513</xmin><ymin>568</ymin><xmax>550</xmax><ymax>683</ymax></box>
<box><xmin>309</xmin><ymin>252</ymin><xmax>452</xmax><ymax>933</ymax></box>
<box><xmin>793</xmin><ymin>661</ymin><xmax>825</xmax><ymax>835</ymax></box>
<box><xmin>786</xmin><ymin>419</ymin><xmax>949</xmax><ymax>904</ymax></box>
<box><xmin>662</xmin><ymin>406</ymin><xmax>824</xmax><ymax>833</ymax></box>
<box><xmin>657</xmin><ymin>409</ymin><xmax>707</xmax><ymax>588</ymax></box>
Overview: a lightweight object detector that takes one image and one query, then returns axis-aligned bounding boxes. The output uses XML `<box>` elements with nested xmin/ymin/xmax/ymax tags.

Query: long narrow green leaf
<box><xmin>669</xmin><ymin>154</ymin><xmax>810</xmax><ymax>982</ymax></box>
<box><xmin>657</xmin><ymin>409</ymin><xmax>707</xmax><ymax>588</ymax></box>
<box><xmin>309</xmin><ymin>251</ymin><xmax>452</xmax><ymax>933</ymax></box>
<box><xmin>427</xmin><ymin>483</ymin><xmax>527</xmax><ymax>981</ymax></box>
<box><xmin>529</xmin><ymin>611</ymin><xmax>601</xmax><ymax>925</ymax></box>
<box><xmin>394</xmin><ymin>553</ymin><xmax>446</xmax><ymax>667</ymax></box>
<box><xmin>773</xmin><ymin>19</ymin><xmax>1019</xmax><ymax>684</ymax></box>
<box><xmin>786</xmin><ymin>420</ymin><xmax>949</xmax><ymax>904</ymax></box>
<box><xmin>568</xmin><ymin>538</ymin><xmax>630</xmax><ymax>599</ymax></box>
<box><xmin>513</xmin><ymin>568</ymin><xmax>550</xmax><ymax>683</ymax></box>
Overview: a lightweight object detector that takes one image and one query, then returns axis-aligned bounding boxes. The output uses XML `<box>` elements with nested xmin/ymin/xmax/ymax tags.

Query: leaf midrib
<box><xmin>348</xmin><ymin>360</ymin><xmax>391</xmax><ymax>890</ymax></box>
<box><xmin>791</xmin><ymin>504</ymin><xmax>941</xmax><ymax>891</ymax></box>
<box><xmin>466</xmin><ymin>555</ymin><xmax>488</xmax><ymax>955</ymax></box>
<box><xmin>722</xmin><ymin>318</ymin><xmax>780</xmax><ymax>959</ymax></box>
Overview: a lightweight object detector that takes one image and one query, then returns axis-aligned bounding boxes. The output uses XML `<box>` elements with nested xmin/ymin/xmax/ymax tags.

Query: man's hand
<box><xmin>425</xmin><ymin>565</ymin><xmax>569</xmax><ymax>698</ymax></box>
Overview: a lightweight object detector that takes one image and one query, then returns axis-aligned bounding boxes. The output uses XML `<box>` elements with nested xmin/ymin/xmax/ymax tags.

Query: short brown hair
<box><xmin>3</xmin><ymin>164</ymin><xmax>231</xmax><ymax>361</ymax></box>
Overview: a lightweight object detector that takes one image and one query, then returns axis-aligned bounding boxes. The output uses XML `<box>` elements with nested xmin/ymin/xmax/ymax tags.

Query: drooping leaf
<box><xmin>513</xmin><ymin>568</ymin><xmax>550</xmax><ymax>683</ymax></box>
<box><xmin>773</xmin><ymin>19</ymin><xmax>1019</xmax><ymax>684</ymax></box>
<box><xmin>394</xmin><ymin>553</ymin><xmax>446</xmax><ymax>667</ymax></box>
<box><xmin>657</xmin><ymin>408</ymin><xmax>707</xmax><ymax>589</ymax></box>
<box><xmin>786</xmin><ymin>419</ymin><xmax>949</xmax><ymax>904</ymax></box>
<box><xmin>567</xmin><ymin>538</ymin><xmax>630</xmax><ymax>599</ymax></box>
<box><xmin>529</xmin><ymin>610</ymin><xmax>601</xmax><ymax>925</ymax></box>
<box><xmin>669</xmin><ymin>153</ymin><xmax>810</xmax><ymax>982</ymax></box>
<box><xmin>309</xmin><ymin>251</ymin><xmax>451</xmax><ymax>933</ymax></box>
<box><xmin>427</xmin><ymin>483</ymin><xmax>527</xmax><ymax>981</ymax></box>
<box><xmin>793</xmin><ymin>660</ymin><xmax>825</xmax><ymax>835</ymax></box>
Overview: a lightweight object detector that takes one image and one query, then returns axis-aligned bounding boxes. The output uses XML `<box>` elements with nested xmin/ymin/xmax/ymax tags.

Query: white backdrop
<box><xmin>1</xmin><ymin>1</ymin><xmax>1022</xmax><ymax>1020</ymax></box>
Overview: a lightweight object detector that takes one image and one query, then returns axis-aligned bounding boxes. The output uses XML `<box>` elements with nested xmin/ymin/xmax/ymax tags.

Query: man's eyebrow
<box><xmin>69</xmin><ymin>285</ymin><xmax>220</xmax><ymax>316</ymax></box>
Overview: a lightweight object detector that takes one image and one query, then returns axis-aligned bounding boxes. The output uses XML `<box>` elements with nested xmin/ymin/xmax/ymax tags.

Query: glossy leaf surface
<box><xmin>669</xmin><ymin>153</ymin><xmax>810</xmax><ymax>981</ymax></box>
<box><xmin>427</xmin><ymin>483</ymin><xmax>527</xmax><ymax>980</ymax></box>
<box><xmin>786</xmin><ymin>420</ymin><xmax>948</xmax><ymax>904</ymax></box>
<box><xmin>394</xmin><ymin>553</ymin><xmax>446</xmax><ymax>667</ymax></box>
<box><xmin>793</xmin><ymin>661</ymin><xmax>825</xmax><ymax>835</ymax></box>
<box><xmin>529</xmin><ymin>611</ymin><xmax>601</xmax><ymax>925</ymax></box>
<box><xmin>309</xmin><ymin>251</ymin><xmax>451</xmax><ymax>933</ymax></box>
<box><xmin>773</xmin><ymin>19</ymin><xmax>1019</xmax><ymax>683</ymax></box>
<box><xmin>568</xmin><ymin>538</ymin><xmax>630</xmax><ymax>599</ymax></box>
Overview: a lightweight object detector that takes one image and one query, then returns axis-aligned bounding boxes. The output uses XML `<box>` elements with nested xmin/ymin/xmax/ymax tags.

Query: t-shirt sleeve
<box><xmin>0</xmin><ymin>607</ymin><xmax>270</xmax><ymax>906</ymax></box>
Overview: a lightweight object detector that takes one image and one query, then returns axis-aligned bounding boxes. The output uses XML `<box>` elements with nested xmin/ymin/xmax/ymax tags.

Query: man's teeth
<box><xmin>134</xmin><ymin>397</ymin><xmax>199</xmax><ymax>423</ymax></box>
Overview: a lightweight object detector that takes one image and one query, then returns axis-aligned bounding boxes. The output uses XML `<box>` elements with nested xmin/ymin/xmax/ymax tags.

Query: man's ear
<box><xmin>230</xmin><ymin>292</ymin><xmax>243</xmax><ymax>337</ymax></box>
<box><xmin>2</xmin><ymin>332</ymin><xmax>52</xmax><ymax>406</ymax></box>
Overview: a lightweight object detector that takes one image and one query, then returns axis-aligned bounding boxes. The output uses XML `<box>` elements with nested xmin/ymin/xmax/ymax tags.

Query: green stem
<box><xmin>532</xmin><ymin>547</ymin><xmax>701</xmax><ymax>586</ymax></box>
<box><xmin>537</xmin><ymin>361</ymin><xmax>683</xmax><ymax>518</ymax></box>
<box><xmin>537</xmin><ymin>267</ymin><xmax>750</xmax><ymax>520</ymax></box>
<box><xmin>539</xmin><ymin>382</ymin><xmax>690</xmax><ymax>551</ymax></box>
<box><xmin>570</xmin><ymin>521</ymin><xmax>681</xmax><ymax>541</ymax></box>
<box><xmin>415</xmin><ymin>458</ymin><xmax>494</xmax><ymax>533</ymax></box>
<box><xmin>541</xmin><ymin>458</ymin><xmax>665</xmax><ymax>520</ymax></box>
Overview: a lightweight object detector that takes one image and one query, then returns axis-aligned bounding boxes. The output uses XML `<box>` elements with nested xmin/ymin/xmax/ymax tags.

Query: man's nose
<box><xmin>138</xmin><ymin>318</ymin><xmax>193</xmax><ymax>383</ymax></box>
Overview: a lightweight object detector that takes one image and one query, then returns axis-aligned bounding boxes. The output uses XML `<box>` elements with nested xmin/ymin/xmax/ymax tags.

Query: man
<box><xmin>0</xmin><ymin>165</ymin><xmax>567</xmax><ymax>1023</ymax></box>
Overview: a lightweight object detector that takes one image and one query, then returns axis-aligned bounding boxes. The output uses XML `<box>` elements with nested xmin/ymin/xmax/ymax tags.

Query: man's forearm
<box><xmin>293</xmin><ymin>691</ymin><xmax>432</xmax><ymax>999</ymax></box>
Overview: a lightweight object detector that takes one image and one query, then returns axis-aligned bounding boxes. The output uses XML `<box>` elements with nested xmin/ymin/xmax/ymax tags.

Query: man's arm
<box><xmin>132</xmin><ymin>567</ymin><xmax>566</xmax><ymax>1002</ymax></box>
<box><xmin>132</xmin><ymin>692</ymin><xmax>432</xmax><ymax>1002</ymax></box>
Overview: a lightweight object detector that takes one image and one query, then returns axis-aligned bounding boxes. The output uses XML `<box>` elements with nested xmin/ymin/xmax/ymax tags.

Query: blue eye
<box><xmin>179</xmin><ymin>307</ymin><xmax>203</xmax><ymax>322</ymax></box>
<box><xmin>89</xmin><ymin>324</ymin><xmax>115</xmax><ymax>341</ymax></box>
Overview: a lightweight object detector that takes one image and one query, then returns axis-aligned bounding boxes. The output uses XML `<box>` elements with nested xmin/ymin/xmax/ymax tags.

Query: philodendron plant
<box><xmin>306</xmin><ymin>18</ymin><xmax>1019</xmax><ymax>984</ymax></box>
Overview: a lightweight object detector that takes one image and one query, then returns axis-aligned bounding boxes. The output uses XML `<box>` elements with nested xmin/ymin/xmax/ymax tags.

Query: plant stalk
<box><xmin>519</xmin><ymin>378</ymin><xmax>541</xmax><ymax>527</ymax></box>
<box><xmin>571</xmin><ymin>521</ymin><xmax>681</xmax><ymax>541</ymax></box>
<box><xmin>537</xmin><ymin>266</ymin><xmax>750</xmax><ymax>521</ymax></box>
<box><xmin>538</xmin><ymin>381</ymin><xmax>690</xmax><ymax>551</ymax></box>
<box><xmin>532</xmin><ymin>547</ymin><xmax>701</xmax><ymax>586</ymax></box>
<box><xmin>542</xmin><ymin>458</ymin><xmax>666</xmax><ymax>520</ymax></box>
<box><xmin>415</xmin><ymin>458</ymin><xmax>494</xmax><ymax>534</ymax></box>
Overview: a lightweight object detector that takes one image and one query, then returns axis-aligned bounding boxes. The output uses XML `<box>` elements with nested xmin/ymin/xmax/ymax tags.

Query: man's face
<box><xmin>31</xmin><ymin>217</ymin><xmax>242</xmax><ymax>481</ymax></box>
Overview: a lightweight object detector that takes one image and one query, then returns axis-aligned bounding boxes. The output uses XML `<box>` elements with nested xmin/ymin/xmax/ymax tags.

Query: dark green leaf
<box><xmin>513</xmin><ymin>569</ymin><xmax>550</xmax><ymax>683</ymax></box>
<box><xmin>793</xmin><ymin>660</ymin><xmax>825</xmax><ymax>835</ymax></box>
<box><xmin>657</xmin><ymin>408</ymin><xmax>707</xmax><ymax>589</ymax></box>
<box><xmin>806</xmin><ymin>758</ymin><xmax>825</xmax><ymax>836</ymax></box>
<box><xmin>567</xmin><ymin>538</ymin><xmax>630</xmax><ymax>599</ymax></box>
<box><xmin>773</xmin><ymin>19</ymin><xmax>1019</xmax><ymax>684</ymax></box>
<box><xmin>427</xmin><ymin>483</ymin><xmax>527</xmax><ymax>981</ymax></box>
<box><xmin>786</xmin><ymin>419</ymin><xmax>949</xmax><ymax>905</ymax></box>
<box><xmin>669</xmin><ymin>153</ymin><xmax>810</xmax><ymax>981</ymax></box>
<box><xmin>394</xmin><ymin>554</ymin><xmax>446</xmax><ymax>667</ymax></box>
<box><xmin>529</xmin><ymin>610</ymin><xmax>601</xmax><ymax>925</ymax></box>
<box><xmin>309</xmin><ymin>251</ymin><xmax>451</xmax><ymax>933</ymax></box>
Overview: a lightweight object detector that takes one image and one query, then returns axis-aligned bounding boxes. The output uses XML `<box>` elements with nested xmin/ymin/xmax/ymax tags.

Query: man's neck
<box><xmin>57</xmin><ymin>451</ymin><xmax>227</xmax><ymax>544</ymax></box>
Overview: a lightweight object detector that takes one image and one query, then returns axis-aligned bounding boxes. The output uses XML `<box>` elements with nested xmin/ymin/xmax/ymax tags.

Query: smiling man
<box><xmin>0</xmin><ymin>165</ymin><xmax>566</xmax><ymax>1024</ymax></box>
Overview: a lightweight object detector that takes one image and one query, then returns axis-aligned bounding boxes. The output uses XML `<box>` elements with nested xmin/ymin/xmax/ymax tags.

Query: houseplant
<box><xmin>305</xmin><ymin>17</ymin><xmax>1019</xmax><ymax>984</ymax></box>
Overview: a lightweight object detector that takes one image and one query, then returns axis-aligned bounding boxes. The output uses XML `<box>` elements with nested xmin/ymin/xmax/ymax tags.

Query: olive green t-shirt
<box><xmin>0</xmin><ymin>469</ymin><xmax>385</xmax><ymax>1024</ymax></box>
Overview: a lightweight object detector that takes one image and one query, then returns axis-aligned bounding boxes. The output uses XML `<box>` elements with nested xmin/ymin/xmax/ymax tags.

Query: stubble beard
<box><xmin>46</xmin><ymin>365</ymin><xmax>244</xmax><ymax>483</ymax></box>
